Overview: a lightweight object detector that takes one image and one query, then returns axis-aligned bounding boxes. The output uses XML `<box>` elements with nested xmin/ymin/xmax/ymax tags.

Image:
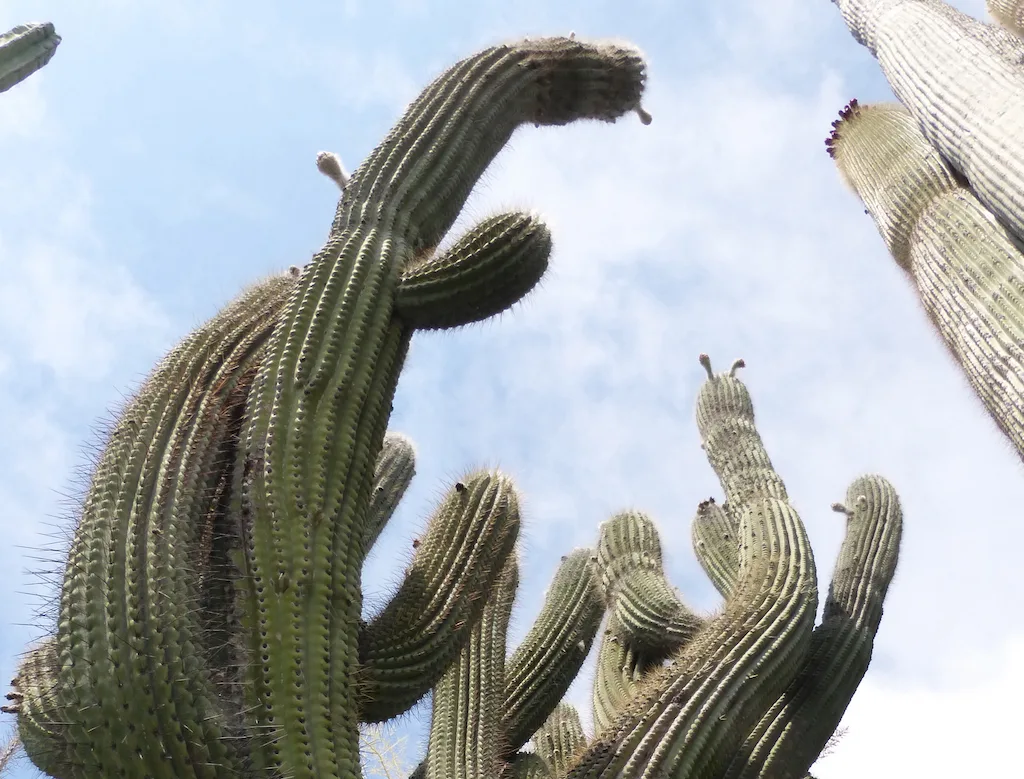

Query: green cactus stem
<box><xmin>691</xmin><ymin>497</ymin><xmax>739</xmax><ymax>600</ymax></box>
<box><xmin>830</xmin><ymin>0</ymin><xmax>1024</xmax><ymax>245</ymax></box>
<box><xmin>358</xmin><ymin>471</ymin><xmax>521</xmax><ymax>722</ymax></box>
<box><xmin>362</xmin><ymin>432</ymin><xmax>416</xmax><ymax>555</ymax></box>
<box><xmin>502</xmin><ymin>549</ymin><xmax>603</xmax><ymax>752</ymax></box>
<box><xmin>568</xmin><ymin>356</ymin><xmax>818</xmax><ymax>779</ymax></box>
<box><xmin>395</xmin><ymin>211</ymin><xmax>552</xmax><ymax>330</ymax></box>
<box><xmin>723</xmin><ymin>476</ymin><xmax>902</xmax><ymax>779</ymax></box>
<box><xmin>827</xmin><ymin>100</ymin><xmax>1024</xmax><ymax>463</ymax></box>
<box><xmin>595</xmin><ymin>510</ymin><xmax>704</xmax><ymax>657</ymax></box>
<box><xmin>424</xmin><ymin>557</ymin><xmax>519</xmax><ymax>779</ymax></box>
<box><xmin>0</xmin><ymin>23</ymin><xmax>60</xmax><ymax>94</ymax></box>
<box><xmin>532</xmin><ymin>703</ymin><xmax>587</xmax><ymax>777</ymax></box>
<box><xmin>236</xmin><ymin>36</ymin><xmax>646</xmax><ymax>778</ymax></box>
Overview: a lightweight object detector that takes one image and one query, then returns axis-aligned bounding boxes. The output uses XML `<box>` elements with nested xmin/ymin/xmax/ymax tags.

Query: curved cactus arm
<box><xmin>990</xmin><ymin>0</ymin><xmax>1024</xmax><ymax>37</ymax></box>
<box><xmin>238</xmin><ymin>36</ymin><xmax>646</xmax><ymax>778</ymax></box>
<box><xmin>828</xmin><ymin>100</ymin><xmax>1024</xmax><ymax>463</ymax></box>
<box><xmin>52</xmin><ymin>273</ymin><xmax>295</xmax><ymax>779</ymax></box>
<box><xmin>0</xmin><ymin>23</ymin><xmax>60</xmax><ymax>94</ymax></box>
<box><xmin>568</xmin><ymin>359</ymin><xmax>818</xmax><ymax>779</ymax></box>
<box><xmin>532</xmin><ymin>703</ymin><xmax>588</xmax><ymax>777</ymax></box>
<box><xmin>357</xmin><ymin>471</ymin><xmax>521</xmax><ymax>722</ymax></box>
<box><xmin>691</xmin><ymin>498</ymin><xmax>740</xmax><ymax>600</ymax></box>
<box><xmin>595</xmin><ymin>511</ymin><xmax>704</xmax><ymax>657</ymax></box>
<box><xmin>724</xmin><ymin>476</ymin><xmax>903</xmax><ymax>779</ymax></box>
<box><xmin>502</xmin><ymin>549</ymin><xmax>604</xmax><ymax>752</ymax></box>
<box><xmin>507</xmin><ymin>752</ymin><xmax>553</xmax><ymax>779</ymax></box>
<box><xmin>395</xmin><ymin>211</ymin><xmax>551</xmax><ymax>330</ymax></box>
<box><xmin>362</xmin><ymin>431</ymin><xmax>417</xmax><ymax>555</ymax></box>
<box><xmin>4</xmin><ymin>639</ymin><xmax>77</xmax><ymax>779</ymax></box>
<box><xmin>424</xmin><ymin>557</ymin><xmax>519</xmax><ymax>779</ymax></box>
<box><xmin>831</xmin><ymin>0</ymin><xmax>1024</xmax><ymax>245</ymax></box>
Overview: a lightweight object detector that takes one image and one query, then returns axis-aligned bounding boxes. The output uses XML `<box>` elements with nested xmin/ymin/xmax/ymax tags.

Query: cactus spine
<box><xmin>0</xmin><ymin>23</ymin><xmax>60</xmax><ymax>94</ymax></box>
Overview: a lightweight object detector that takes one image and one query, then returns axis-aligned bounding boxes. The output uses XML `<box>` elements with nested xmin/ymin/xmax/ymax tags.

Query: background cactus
<box><xmin>827</xmin><ymin>0</ymin><xmax>1024</xmax><ymax>464</ymax></box>
<box><xmin>0</xmin><ymin>23</ymin><xmax>59</xmax><ymax>95</ymax></box>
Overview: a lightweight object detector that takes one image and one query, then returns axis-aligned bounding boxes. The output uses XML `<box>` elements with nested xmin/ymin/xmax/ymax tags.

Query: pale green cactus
<box><xmin>830</xmin><ymin>0</ymin><xmax>1024</xmax><ymax>245</ymax></box>
<box><xmin>0</xmin><ymin>23</ymin><xmax>60</xmax><ymax>94</ymax></box>
<box><xmin>826</xmin><ymin>99</ymin><xmax>1024</xmax><ymax>462</ymax></box>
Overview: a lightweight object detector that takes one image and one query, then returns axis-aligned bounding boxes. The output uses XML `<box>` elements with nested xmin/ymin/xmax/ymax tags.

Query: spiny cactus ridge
<box><xmin>828</xmin><ymin>0</ymin><xmax>1024</xmax><ymax>463</ymax></box>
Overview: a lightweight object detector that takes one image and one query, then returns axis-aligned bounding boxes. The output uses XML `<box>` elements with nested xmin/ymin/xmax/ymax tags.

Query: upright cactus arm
<box><xmin>0</xmin><ymin>23</ymin><xmax>60</xmax><ymax>94</ymax></box>
<box><xmin>237</xmin><ymin>37</ymin><xmax>647</xmax><ymax>778</ymax></box>
<box><xmin>989</xmin><ymin>0</ymin><xmax>1024</xmax><ymax>37</ymax></box>
<box><xmin>357</xmin><ymin>471</ymin><xmax>521</xmax><ymax>722</ymax></box>
<box><xmin>595</xmin><ymin>511</ymin><xmax>704</xmax><ymax>657</ymax></box>
<box><xmin>362</xmin><ymin>432</ymin><xmax>416</xmax><ymax>555</ymax></box>
<box><xmin>568</xmin><ymin>357</ymin><xmax>818</xmax><ymax>779</ymax></box>
<box><xmin>830</xmin><ymin>0</ymin><xmax>1024</xmax><ymax>245</ymax></box>
<box><xmin>691</xmin><ymin>498</ymin><xmax>740</xmax><ymax>600</ymax></box>
<box><xmin>827</xmin><ymin>100</ymin><xmax>1024</xmax><ymax>463</ymax></box>
<box><xmin>424</xmin><ymin>557</ymin><xmax>519</xmax><ymax>779</ymax></box>
<box><xmin>532</xmin><ymin>703</ymin><xmax>588</xmax><ymax>778</ymax></box>
<box><xmin>724</xmin><ymin>476</ymin><xmax>903</xmax><ymax>779</ymax></box>
<box><xmin>502</xmin><ymin>549</ymin><xmax>604</xmax><ymax>752</ymax></box>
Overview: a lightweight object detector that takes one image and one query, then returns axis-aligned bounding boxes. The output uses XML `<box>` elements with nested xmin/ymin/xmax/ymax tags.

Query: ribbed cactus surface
<box><xmin>0</xmin><ymin>22</ymin><xmax>60</xmax><ymax>94</ymax></box>
<box><xmin>832</xmin><ymin>0</ymin><xmax>1024</xmax><ymax>247</ymax></box>
<box><xmin>827</xmin><ymin>99</ymin><xmax>1024</xmax><ymax>463</ymax></box>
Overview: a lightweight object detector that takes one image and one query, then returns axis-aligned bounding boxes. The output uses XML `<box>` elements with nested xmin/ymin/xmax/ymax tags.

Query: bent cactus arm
<box><xmin>0</xmin><ymin>23</ymin><xmax>60</xmax><ymax>94</ymax></box>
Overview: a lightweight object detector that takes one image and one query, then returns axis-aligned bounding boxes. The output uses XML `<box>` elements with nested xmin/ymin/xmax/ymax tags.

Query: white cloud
<box><xmin>815</xmin><ymin>634</ymin><xmax>1024</xmax><ymax>777</ymax></box>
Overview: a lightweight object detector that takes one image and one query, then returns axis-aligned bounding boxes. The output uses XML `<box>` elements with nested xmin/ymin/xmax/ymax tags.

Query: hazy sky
<box><xmin>0</xmin><ymin>1</ymin><xmax>1018</xmax><ymax>777</ymax></box>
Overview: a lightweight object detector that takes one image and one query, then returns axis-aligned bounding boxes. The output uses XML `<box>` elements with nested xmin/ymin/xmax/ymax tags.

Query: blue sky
<box><xmin>1</xmin><ymin>0</ymin><xmax>1019</xmax><ymax>776</ymax></box>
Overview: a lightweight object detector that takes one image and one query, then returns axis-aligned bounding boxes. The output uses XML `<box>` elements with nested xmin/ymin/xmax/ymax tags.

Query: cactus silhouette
<box><xmin>0</xmin><ymin>23</ymin><xmax>60</xmax><ymax>94</ymax></box>
<box><xmin>6</xmin><ymin>36</ymin><xmax>649</xmax><ymax>779</ymax></box>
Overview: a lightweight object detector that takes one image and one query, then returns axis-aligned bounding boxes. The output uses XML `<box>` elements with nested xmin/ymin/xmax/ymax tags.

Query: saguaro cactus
<box><xmin>8</xmin><ymin>36</ymin><xmax>650</xmax><ymax>779</ymax></box>
<box><xmin>0</xmin><ymin>22</ymin><xmax>60</xmax><ymax>94</ymax></box>
<box><xmin>827</xmin><ymin>1</ymin><xmax>1024</xmax><ymax>463</ymax></box>
<box><xmin>567</xmin><ymin>356</ymin><xmax>901</xmax><ymax>779</ymax></box>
